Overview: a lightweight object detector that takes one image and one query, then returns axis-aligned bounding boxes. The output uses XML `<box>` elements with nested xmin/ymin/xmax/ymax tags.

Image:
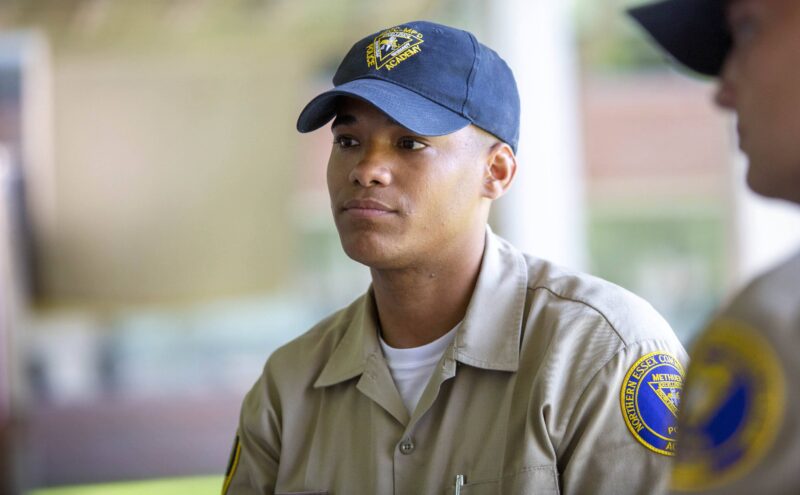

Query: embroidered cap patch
<box><xmin>670</xmin><ymin>319</ymin><xmax>784</xmax><ymax>491</ymax></box>
<box><xmin>620</xmin><ymin>351</ymin><xmax>684</xmax><ymax>456</ymax></box>
<box><xmin>366</xmin><ymin>25</ymin><xmax>424</xmax><ymax>71</ymax></box>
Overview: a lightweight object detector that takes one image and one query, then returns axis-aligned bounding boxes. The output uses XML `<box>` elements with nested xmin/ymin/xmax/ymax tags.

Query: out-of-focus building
<box><xmin>0</xmin><ymin>0</ymin><xmax>798</xmax><ymax>493</ymax></box>
<box><xmin>582</xmin><ymin>73</ymin><xmax>731</xmax><ymax>342</ymax></box>
<box><xmin>0</xmin><ymin>1</ymin><xmax>453</xmax><ymax>490</ymax></box>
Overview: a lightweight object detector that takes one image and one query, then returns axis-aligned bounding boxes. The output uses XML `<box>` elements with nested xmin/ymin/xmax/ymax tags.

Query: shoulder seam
<box><xmin>527</xmin><ymin>285</ymin><xmax>627</xmax><ymax>345</ymax></box>
<box><xmin>555</xmin><ymin>337</ymin><xmax>675</xmax><ymax>459</ymax></box>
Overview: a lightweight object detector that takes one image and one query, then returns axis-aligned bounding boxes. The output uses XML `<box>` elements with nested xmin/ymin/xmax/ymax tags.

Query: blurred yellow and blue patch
<box><xmin>671</xmin><ymin>319</ymin><xmax>785</xmax><ymax>491</ymax></box>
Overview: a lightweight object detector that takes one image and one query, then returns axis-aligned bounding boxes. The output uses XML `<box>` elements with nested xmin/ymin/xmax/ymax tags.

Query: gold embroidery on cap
<box><xmin>366</xmin><ymin>26</ymin><xmax>424</xmax><ymax>71</ymax></box>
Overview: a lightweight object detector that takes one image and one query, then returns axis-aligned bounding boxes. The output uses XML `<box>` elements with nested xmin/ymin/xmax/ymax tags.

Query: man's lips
<box><xmin>341</xmin><ymin>198</ymin><xmax>397</xmax><ymax>218</ymax></box>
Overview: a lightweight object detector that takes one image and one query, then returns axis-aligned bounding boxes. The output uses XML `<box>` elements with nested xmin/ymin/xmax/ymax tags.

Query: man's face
<box><xmin>716</xmin><ymin>0</ymin><xmax>800</xmax><ymax>203</ymax></box>
<box><xmin>326</xmin><ymin>97</ymin><xmax>493</xmax><ymax>269</ymax></box>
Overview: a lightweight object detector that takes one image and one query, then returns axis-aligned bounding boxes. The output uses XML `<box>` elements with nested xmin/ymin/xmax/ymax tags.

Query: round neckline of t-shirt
<box><xmin>379</xmin><ymin>322</ymin><xmax>460</xmax><ymax>369</ymax></box>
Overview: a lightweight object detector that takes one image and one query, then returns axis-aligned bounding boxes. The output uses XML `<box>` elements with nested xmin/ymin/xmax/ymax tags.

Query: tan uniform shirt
<box><xmin>224</xmin><ymin>231</ymin><xmax>687</xmax><ymax>495</ymax></box>
<box><xmin>671</xmin><ymin>250</ymin><xmax>800</xmax><ymax>495</ymax></box>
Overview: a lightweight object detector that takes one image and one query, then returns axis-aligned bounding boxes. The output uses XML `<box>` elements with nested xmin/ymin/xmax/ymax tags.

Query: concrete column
<box><xmin>484</xmin><ymin>0</ymin><xmax>585</xmax><ymax>269</ymax></box>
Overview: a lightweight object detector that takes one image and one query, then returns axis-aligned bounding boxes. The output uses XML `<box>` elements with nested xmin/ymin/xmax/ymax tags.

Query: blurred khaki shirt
<box><xmin>224</xmin><ymin>231</ymin><xmax>687</xmax><ymax>495</ymax></box>
<box><xmin>671</xmin><ymin>250</ymin><xmax>800</xmax><ymax>495</ymax></box>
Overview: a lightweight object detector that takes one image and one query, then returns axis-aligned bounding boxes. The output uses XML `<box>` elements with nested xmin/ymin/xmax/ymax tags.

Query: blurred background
<box><xmin>1</xmin><ymin>0</ymin><xmax>799</xmax><ymax>493</ymax></box>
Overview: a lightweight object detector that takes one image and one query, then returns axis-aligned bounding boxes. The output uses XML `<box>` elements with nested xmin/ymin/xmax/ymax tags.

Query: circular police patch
<box><xmin>620</xmin><ymin>351</ymin><xmax>684</xmax><ymax>456</ymax></box>
<box><xmin>671</xmin><ymin>319</ymin><xmax>785</xmax><ymax>491</ymax></box>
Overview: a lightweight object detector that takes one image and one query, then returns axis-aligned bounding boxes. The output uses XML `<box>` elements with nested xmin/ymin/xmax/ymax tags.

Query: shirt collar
<box><xmin>453</xmin><ymin>227</ymin><xmax>527</xmax><ymax>372</ymax></box>
<box><xmin>314</xmin><ymin>289</ymin><xmax>381</xmax><ymax>388</ymax></box>
<box><xmin>314</xmin><ymin>226</ymin><xmax>528</xmax><ymax>388</ymax></box>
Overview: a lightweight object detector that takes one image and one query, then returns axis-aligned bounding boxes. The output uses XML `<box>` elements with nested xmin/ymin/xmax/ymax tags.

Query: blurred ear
<box><xmin>481</xmin><ymin>142</ymin><xmax>517</xmax><ymax>200</ymax></box>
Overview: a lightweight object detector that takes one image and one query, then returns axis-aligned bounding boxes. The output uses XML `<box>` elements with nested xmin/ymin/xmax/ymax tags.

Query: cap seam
<box><xmin>461</xmin><ymin>32</ymin><xmax>480</xmax><ymax>119</ymax></box>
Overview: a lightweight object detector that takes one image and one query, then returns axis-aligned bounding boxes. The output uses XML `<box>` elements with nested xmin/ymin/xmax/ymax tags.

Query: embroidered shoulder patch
<box><xmin>221</xmin><ymin>435</ymin><xmax>241</xmax><ymax>495</ymax></box>
<box><xmin>365</xmin><ymin>25</ymin><xmax>424</xmax><ymax>71</ymax></box>
<box><xmin>671</xmin><ymin>318</ymin><xmax>785</xmax><ymax>491</ymax></box>
<box><xmin>620</xmin><ymin>351</ymin><xmax>684</xmax><ymax>456</ymax></box>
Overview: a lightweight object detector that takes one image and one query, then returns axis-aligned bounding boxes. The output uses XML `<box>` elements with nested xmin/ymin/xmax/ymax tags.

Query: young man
<box><xmin>223</xmin><ymin>20</ymin><xmax>686</xmax><ymax>494</ymax></box>
<box><xmin>630</xmin><ymin>1</ymin><xmax>800</xmax><ymax>493</ymax></box>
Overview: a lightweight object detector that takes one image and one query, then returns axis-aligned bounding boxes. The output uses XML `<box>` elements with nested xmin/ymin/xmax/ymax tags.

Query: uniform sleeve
<box><xmin>557</xmin><ymin>339</ymin><xmax>688</xmax><ymax>495</ymax></box>
<box><xmin>222</xmin><ymin>367</ymin><xmax>282</xmax><ymax>495</ymax></box>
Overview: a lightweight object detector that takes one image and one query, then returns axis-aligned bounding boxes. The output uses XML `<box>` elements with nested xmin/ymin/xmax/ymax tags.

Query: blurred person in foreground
<box><xmin>222</xmin><ymin>20</ymin><xmax>686</xmax><ymax>494</ymax></box>
<box><xmin>630</xmin><ymin>0</ymin><xmax>800</xmax><ymax>493</ymax></box>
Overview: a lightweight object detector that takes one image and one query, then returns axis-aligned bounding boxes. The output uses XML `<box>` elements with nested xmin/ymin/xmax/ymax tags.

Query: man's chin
<box><xmin>339</xmin><ymin>233</ymin><xmax>400</xmax><ymax>269</ymax></box>
<box><xmin>745</xmin><ymin>164</ymin><xmax>797</xmax><ymax>203</ymax></box>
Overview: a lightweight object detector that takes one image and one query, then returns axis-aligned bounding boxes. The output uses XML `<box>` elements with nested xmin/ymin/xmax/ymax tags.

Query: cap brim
<box><xmin>628</xmin><ymin>0</ymin><xmax>731</xmax><ymax>76</ymax></box>
<box><xmin>296</xmin><ymin>78</ymin><xmax>470</xmax><ymax>135</ymax></box>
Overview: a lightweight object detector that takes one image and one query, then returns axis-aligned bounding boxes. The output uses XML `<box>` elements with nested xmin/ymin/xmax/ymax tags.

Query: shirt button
<box><xmin>399</xmin><ymin>439</ymin><xmax>415</xmax><ymax>455</ymax></box>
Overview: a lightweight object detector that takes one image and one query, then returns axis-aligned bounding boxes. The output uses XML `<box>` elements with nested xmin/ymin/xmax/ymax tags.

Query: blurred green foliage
<box><xmin>28</xmin><ymin>476</ymin><xmax>222</xmax><ymax>495</ymax></box>
<box><xmin>588</xmin><ymin>205</ymin><xmax>727</xmax><ymax>342</ymax></box>
<box><xmin>574</xmin><ymin>0</ymin><xmax>671</xmax><ymax>71</ymax></box>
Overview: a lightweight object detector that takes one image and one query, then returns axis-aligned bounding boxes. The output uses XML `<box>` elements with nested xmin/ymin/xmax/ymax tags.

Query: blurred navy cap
<box><xmin>297</xmin><ymin>20</ymin><xmax>521</xmax><ymax>153</ymax></box>
<box><xmin>628</xmin><ymin>0</ymin><xmax>731</xmax><ymax>76</ymax></box>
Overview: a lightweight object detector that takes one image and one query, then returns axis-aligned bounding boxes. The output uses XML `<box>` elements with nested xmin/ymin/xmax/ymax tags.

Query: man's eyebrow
<box><xmin>331</xmin><ymin>114</ymin><xmax>357</xmax><ymax>129</ymax></box>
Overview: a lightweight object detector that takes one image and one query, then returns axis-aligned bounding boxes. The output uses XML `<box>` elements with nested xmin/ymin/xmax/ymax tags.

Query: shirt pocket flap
<box><xmin>500</xmin><ymin>465</ymin><xmax>559</xmax><ymax>494</ymax></box>
<box><xmin>454</xmin><ymin>466</ymin><xmax>559</xmax><ymax>494</ymax></box>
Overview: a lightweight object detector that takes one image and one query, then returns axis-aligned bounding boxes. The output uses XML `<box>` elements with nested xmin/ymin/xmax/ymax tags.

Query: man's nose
<box><xmin>348</xmin><ymin>146</ymin><xmax>392</xmax><ymax>187</ymax></box>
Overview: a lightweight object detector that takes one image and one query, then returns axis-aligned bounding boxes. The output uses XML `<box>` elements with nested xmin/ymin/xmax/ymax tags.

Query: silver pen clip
<box><xmin>454</xmin><ymin>474</ymin><xmax>465</xmax><ymax>495</ymax></box>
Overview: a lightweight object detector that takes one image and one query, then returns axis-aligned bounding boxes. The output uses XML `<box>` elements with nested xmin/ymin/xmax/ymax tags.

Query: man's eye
<box><xmin>727</xmin><ymin>3</ymin><xmax>766</xmax><ymax>48</ymax></box>
<box><xmin>731</xmin><ymin>16</ymin><xmax>759</xmax><ymax>46</ymax></box>
<box><xmin>334</xmin><ymin>136</ymin><xmax>359</xmax><ymax>148</ymax></box>
<box><xmin>398</xmin><ymin>138</ymin><xmax>427</xmax><ymax>150</ymax></box>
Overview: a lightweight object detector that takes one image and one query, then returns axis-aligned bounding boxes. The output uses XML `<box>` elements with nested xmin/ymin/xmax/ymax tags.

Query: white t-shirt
<box><xmin>379</xmin><ymin>324</ymin><xmax>459</xmax><ymax>414</ymax></box>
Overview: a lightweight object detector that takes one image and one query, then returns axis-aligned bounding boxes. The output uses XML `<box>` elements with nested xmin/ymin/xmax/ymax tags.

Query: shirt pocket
<box><xmin>453</xmin><ymin>465</ymin><xmax>559</xmax><ymax>495</ymax></box>
<box><xmin>499</xmin><ymin>466</ymin><xmax>559</xmax><ymax>494</ymax></box>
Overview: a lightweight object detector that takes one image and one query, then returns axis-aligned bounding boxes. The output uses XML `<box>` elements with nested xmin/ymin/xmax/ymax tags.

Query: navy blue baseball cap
<box><xmin>628</xmin><ymin>0</ymin><xmax>731</xmax><ymax>76</ymax></box>
<box><xmin>296</xmin><ymin>20</ymin><xmax>520</xmax><ymax>153</ymax></box>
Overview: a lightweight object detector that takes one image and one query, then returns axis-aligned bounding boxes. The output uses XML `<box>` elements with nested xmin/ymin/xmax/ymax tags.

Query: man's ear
<box><xmin>482</xmin><ymin>142</ymin><xmax>517</xmax><ymax>200</ymax></box>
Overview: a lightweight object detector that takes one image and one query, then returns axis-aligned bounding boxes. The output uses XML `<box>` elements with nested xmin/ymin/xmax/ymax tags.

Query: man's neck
<box><xmin>371</xmin><ymin>229</ymin><xmax>487</xmax><ymax>349</ymax></box>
